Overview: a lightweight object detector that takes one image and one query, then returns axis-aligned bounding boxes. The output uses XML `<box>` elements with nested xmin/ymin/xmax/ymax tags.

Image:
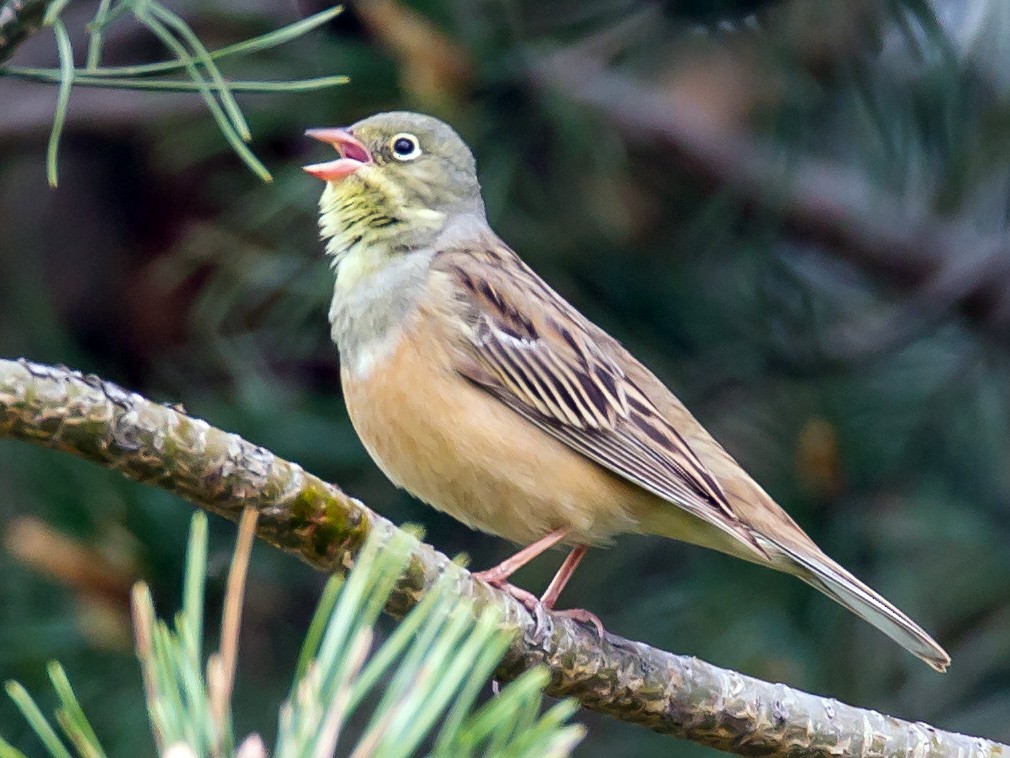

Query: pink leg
<box><xmin>540</xmin><ymin>545</ymin><xmax>605</xmax><ymax>639</ymax></box>
<box><xmin>540</xmin><ymin>544</ymin><xmax>588</xmax><ymax>609</ymax></box>
<box><xmin>473</xmin><ymin>528</ymin><xmax>568</xmax><ymax>606</ymax></box>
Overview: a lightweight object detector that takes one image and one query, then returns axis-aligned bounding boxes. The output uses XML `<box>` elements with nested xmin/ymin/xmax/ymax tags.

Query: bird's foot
<box><xmin>548</xmin><ymin>607</ymin><xmax>606</xmax><ymax>640</ymax></box>
<box><xmin>473</xmin><ymin>569</ymin><xmax>605</xmax><ymax>641</ymax></box>
<box><xmin>527</xmin><ymin>604</ymin><xmax>605</xmax><ymax>644</ymax></box>
<box><xmin>472</xmin><ymin>570</ymin><xmax>541</xmax><ymax>610</ymax></box>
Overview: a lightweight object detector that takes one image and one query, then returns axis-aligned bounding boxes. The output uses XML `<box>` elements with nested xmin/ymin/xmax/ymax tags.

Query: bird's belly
<box><xmin>340</xmin><ymin>327</ymin><xmax>643</xmax><ymax>545</ymax></box>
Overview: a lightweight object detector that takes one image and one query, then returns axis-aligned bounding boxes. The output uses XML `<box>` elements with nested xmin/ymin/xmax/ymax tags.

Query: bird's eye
<box><xmin>390</xmin><ymin>133</ymin><xmax>421</xmax><ymax>160</ymax></box>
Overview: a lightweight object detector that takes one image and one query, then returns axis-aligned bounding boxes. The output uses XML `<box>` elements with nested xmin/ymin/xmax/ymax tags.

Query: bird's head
<box><xmin>305</xmin><ymin>111</ymin><xmax>484</xmax><ymax>260</ymax></box>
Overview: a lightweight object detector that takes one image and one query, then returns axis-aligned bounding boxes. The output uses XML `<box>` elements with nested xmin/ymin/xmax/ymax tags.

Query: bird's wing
<box><xmin>433</xmin><ymin>242</ymin><xmax>766</xmax><ymax>558</ymax></box>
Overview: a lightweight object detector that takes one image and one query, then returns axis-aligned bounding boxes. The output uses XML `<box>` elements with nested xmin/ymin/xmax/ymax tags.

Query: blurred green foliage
<box><xmin>3</xmin><ymin>514</ymin><xmax>582</xmax><ymax>758</ymax></box>
<box><xmin>1</xmin><ymin>0</ymin><xmax>1009</xmax><ymax>755</ymax></box>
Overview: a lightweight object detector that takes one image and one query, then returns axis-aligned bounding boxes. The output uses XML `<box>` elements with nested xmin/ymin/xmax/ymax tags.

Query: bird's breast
<box><xmin>339</xmin><ymin>303</ymin><xmax>644</xmax><ymax>545</ymax></box>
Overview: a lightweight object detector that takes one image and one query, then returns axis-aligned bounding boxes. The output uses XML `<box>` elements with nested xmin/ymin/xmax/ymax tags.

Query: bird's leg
<box><xmin>473</xmin><ymin>528</ymin><xmax>569</xmax><ymax>585</ymax></box>
<box><xmin>474</xmin><ymin>532</ymin><xmax>604</xmax><ymax>639</ymax></box>
<box><xmin>473</xmin><ymin>528</ymin><xmax>568</xmax><ymax>607</ymax></box>
<box><xmin>539</xmin><ymin>544</ymin><xmax>605</xmax><ymax>639</ymax></box>
<box><xmin>539</xmin><ymin>544</ymin><xmax>588</xmax><ymax>608</ymax></box>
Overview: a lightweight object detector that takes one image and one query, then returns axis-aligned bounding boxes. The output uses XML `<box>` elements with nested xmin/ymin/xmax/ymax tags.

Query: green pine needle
<box><xmin>4</xmin><ymin>682</ymin><xmax>73</xmax><ymax>758</ymax></box>
<box><xmin>0</xmin><ymin>733</ymin><xmax>31</xmax><ymax>758</ymax></box>
<box><xmin>136</xmin><ymin>8</ymin><xmax>272</xmax><ymax>182</ymax></box>
<box><xmin>45</xmin><ymin>18</ymin><xmax>73</xmax><ymax>188</ymax></box>
<box><xmin>201</xmin><ymin>5</ymin><xmax>343</xmax><ymax>63</ymax></box>
<box><xmin>47</xmin><ymin>662</ymin><xmax>107</xmax><ymax>758</ymax></box>
<box><xmin>182</xmin><ymin>511</ymin><xmax>208</xmax><ymax>668</ymax></box>
<box><xmin>2</xmin><ymin>516</ymin><xmax>581</xmax><ymax>758</ymax></box>
<box><xmin>3</xmin><ymin>67</ymin><xmax>349</xmax><ymax>92</ymax></box>
<box><xmin>145</xmin><ymin>2</ymin><xmax>251</xmax><ymax>141</ymax></box>
<box><xmin>42</xmin><ymin>0</ymin><xmax>71</xmax><ymax>26</ymax></box>
<box><xmin>84</xmin><ymin>0</ymin><xmax>112</xmax><ymax>69</ymax></box>
<box><xmin>295</xmin><ymin>574</ymin><xmax>344</xmax><ymax>680</ymax></box>
<box><xmin>83</xmin><ymin>5</ymin><xmax>343</xmax><ymax>77</ymax></box>
<box><xmin>7</xmin><ymin>2</ymin><xmax>348</xmax><ymax>183</ymax></box>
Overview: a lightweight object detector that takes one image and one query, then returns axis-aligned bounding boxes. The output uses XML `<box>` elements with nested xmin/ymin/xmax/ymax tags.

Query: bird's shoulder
<box><xmin>431</xmin><ymin>240</ymin><xmax>630</xmax><ymax>428</ymax></box>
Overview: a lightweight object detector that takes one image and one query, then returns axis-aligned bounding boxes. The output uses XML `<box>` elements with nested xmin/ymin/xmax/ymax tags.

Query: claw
<box><xmin>551</xmin><ymin>607</ymin><xmax>606</xmax><ymax>640</ymax></box>
<box><xmin>473</xmin><ymin>571</ymin><xmax>541</xmax><ymax>610</ymax></box>
<box><xmin>529</xmin><ymin>600</ymin><xmax>553</xmax><ymax>646</ymax></box>
<box><xmin>503</xmin><ymin>582</ymin><xmax>540</xmax><ymax>610</ymax></box>
<box><xmin>472</xmin><ymin>567</ymin><xmax>509</xmax><ymax>587</ymax></box>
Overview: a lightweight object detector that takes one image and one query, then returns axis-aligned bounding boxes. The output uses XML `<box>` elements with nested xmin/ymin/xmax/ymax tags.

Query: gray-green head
<box><xmin>305</xmin><ymin>111</ymin><xmax>484</xmax><ymax>219</ymax></box>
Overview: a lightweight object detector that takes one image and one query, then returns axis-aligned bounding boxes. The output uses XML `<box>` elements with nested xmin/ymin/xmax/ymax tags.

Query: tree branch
<box><xmin>533</xmin><ymin>52</ymin><xmax>1010</xmax><ymax>343</ymax></box>
<box><xmin>0</xmin><ymin>358</ymin><xmax>1005</xmax><ymax>757</ymax></box>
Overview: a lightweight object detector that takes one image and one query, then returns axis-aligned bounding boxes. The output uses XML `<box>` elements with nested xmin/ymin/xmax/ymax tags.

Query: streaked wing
<box><xmin>434</xmin><ymin>242</ymin><xmax>765</xmax><ymax>557</ymax></box>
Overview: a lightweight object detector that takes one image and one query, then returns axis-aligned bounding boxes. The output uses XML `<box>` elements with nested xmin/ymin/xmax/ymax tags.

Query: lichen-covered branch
<box><xmin>0</xmin><ymin>357</ymin><xmax>1005</xmax><ymax>757</ymax></box>
<box><xmin>0</xmin><ymin>0</ymin><xmax>47</xmax><ymax>63</ymax></box>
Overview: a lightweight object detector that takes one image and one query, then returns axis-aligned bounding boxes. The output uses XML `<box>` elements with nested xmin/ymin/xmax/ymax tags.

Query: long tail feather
<box><xmin>761</xmin><ymin>537</ymin><xmax>950</xmax><ymax>672</ymax></box>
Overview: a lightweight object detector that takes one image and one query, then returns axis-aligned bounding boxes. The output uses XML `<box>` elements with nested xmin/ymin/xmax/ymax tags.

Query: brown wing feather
<box><xmin>434</xmin><ymin>242</ymin><xmax>766</xmax><ymax>558</ymax></box>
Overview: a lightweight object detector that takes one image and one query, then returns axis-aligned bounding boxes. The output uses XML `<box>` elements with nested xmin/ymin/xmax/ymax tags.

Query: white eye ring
<box><xmin>390</xmin><ymin>133</ymin><xmax>422</xmax><ymax>161</ymax></box>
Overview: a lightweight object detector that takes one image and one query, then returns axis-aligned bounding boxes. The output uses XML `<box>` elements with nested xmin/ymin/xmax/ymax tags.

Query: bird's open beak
<box><xmin>303</xmin><ymin>128</ymin><xmax>373</xmax><ymax>181</ymax></box>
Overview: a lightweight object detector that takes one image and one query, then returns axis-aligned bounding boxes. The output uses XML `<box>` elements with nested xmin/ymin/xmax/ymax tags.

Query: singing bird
<box><xmin>304</xmin><ymin>111</ymin><xmax>950</xmax><ymax>672</ymax></box>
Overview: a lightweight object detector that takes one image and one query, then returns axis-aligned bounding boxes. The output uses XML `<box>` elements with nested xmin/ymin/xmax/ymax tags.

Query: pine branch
<box><xmin>0</xmin><ymin>357</ymin><xmax>1004</xmax><ymax>757</ymax></box>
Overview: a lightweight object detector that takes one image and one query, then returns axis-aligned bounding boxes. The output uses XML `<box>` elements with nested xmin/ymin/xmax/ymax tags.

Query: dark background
<box><xmin>2</xmin><ymin>0</ymin><xmax>1009</xmax><ymax>754</ymax></box>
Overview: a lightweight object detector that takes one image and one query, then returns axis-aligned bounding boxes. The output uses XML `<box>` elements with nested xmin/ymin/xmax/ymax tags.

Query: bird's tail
<box><xmin>759</xmin><ymin>536</ymin><xmax>950</xmax><ymax>672</ymax></box>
